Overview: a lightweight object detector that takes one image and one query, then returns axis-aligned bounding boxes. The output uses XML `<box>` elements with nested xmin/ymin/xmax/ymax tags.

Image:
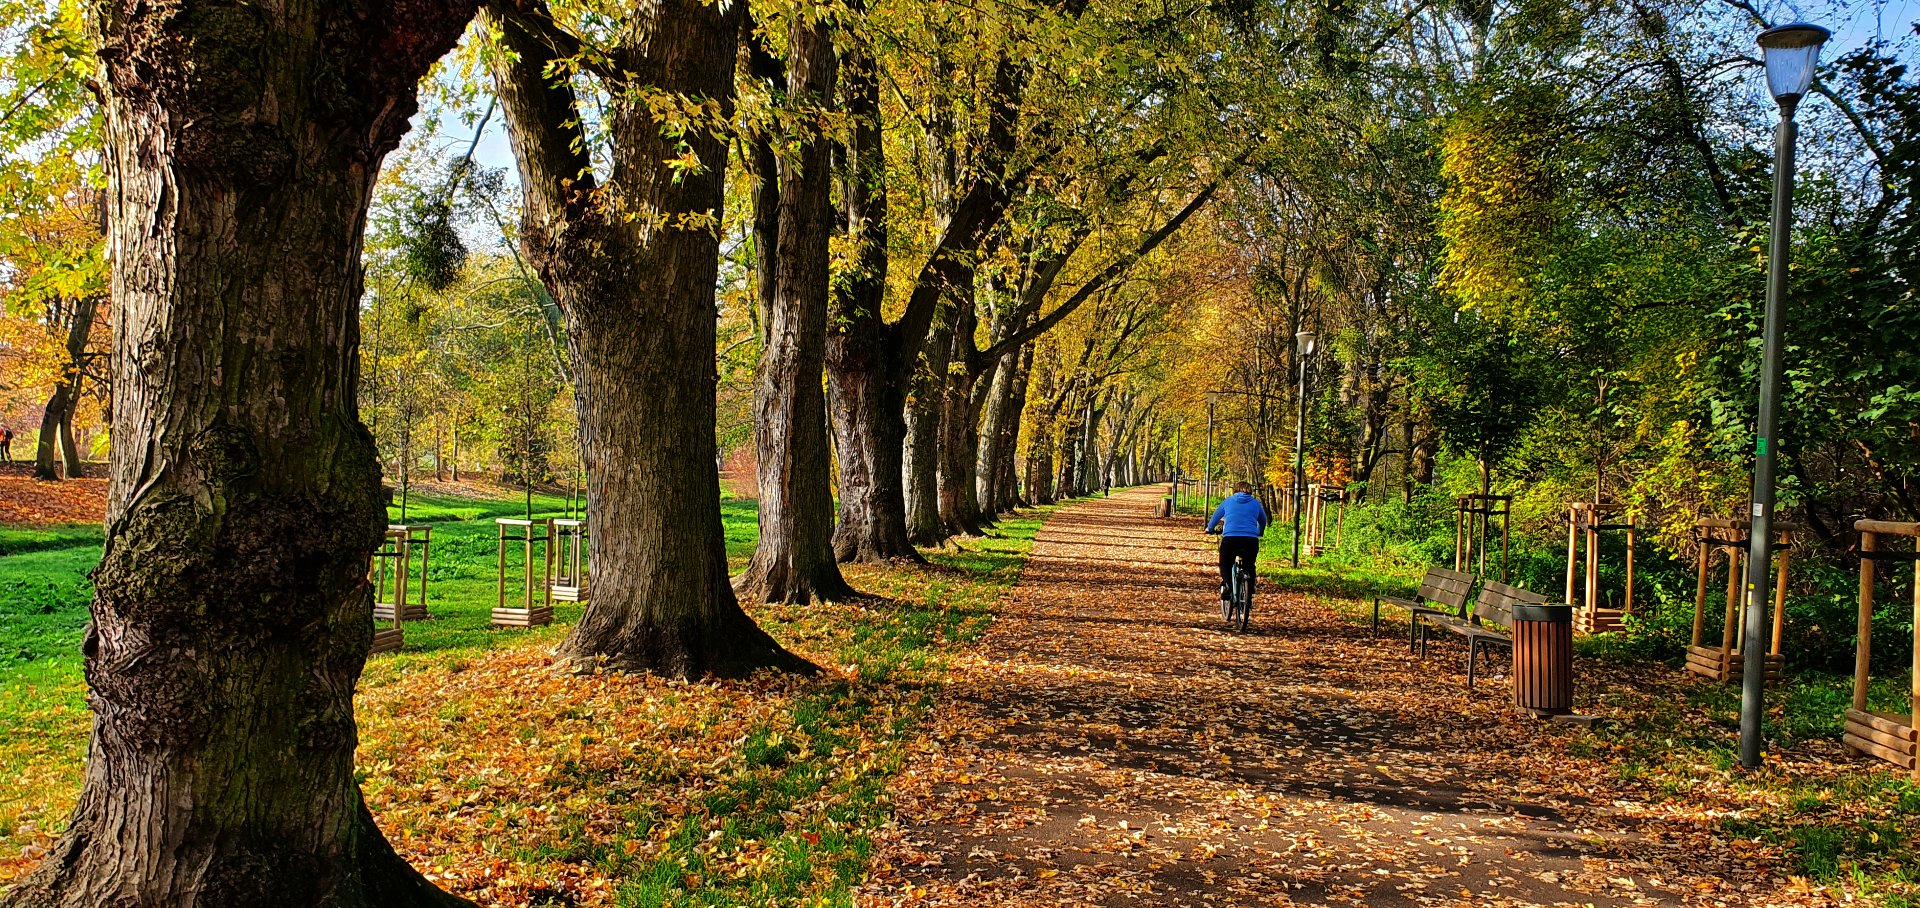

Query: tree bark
<box><xmin>826</xmin><ymin>22</ymin><xmax>919</xmax><ymax>564</ymax></box>
<box><xmin>974</xmin><ymin>343</ymin><xmax>1021</xmax><ymax>515</ymax></box>
<box><xmin>486</xmin><ymin>0</ymin><xmax>806</xmax><ymax>676</ymax></box>
<box><xmin>903</xmin><ymin>308</ymin><xmax>952</xmax><ymax>546</ymax></box>
<box><xmin>5</xmin><ymin>1</ymin><xmax>478</xmax><ymax>905</ymax></box>
<box><xmin>33</xmin><ymin>297</ymin><xmax>96</xmax><ymax>480</ymax></box>
<box><xmin>936</xmin><ymin>300</ymin><xmax>987</xmax><ymax>536</ymax></box>
<box><xmin>738</xmin><ymin>15</ymin><xmax>855</xmax><ymax>604</ymax></box>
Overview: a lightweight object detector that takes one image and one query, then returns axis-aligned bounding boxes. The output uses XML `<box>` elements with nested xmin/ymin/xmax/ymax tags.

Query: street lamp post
<box><xmin>1291</xmin><ymin>331</ymin><xmax>1317</xmax><ymax>568</ymax></box>
<box><xmin>1741</xmin><ymin>22</ymin><xmax>1830</xmax><ymax>770</ymax></box>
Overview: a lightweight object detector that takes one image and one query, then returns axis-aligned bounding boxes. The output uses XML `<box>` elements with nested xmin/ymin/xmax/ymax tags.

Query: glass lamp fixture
<box><xmin>1296</xmin><ymin>331</ymin><xmax>1317</xmax><ymax>357</ymax></box>
<box><xmin>1757</xmin><ymin>23</ymin><xmax>1831</xmax><ymax>105</ymax></box>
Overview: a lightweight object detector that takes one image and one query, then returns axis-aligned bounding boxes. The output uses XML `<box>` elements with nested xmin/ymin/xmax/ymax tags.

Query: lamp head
<box><xmin>1296</xmin><ymin>331</ymin><xmax>1318</xmax><ymax>356</ymax></box>
<box><xmin>1757</xmin><ymin>22</ymin><xmax>1831</xmax><ymax>106</ymax></box>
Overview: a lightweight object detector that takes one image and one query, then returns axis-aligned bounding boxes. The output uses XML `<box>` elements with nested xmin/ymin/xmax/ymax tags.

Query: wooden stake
<box><xmin>1855</xmin><ymin>531</ymin><xmax>1876</xmax><ymax>715</ymax></box>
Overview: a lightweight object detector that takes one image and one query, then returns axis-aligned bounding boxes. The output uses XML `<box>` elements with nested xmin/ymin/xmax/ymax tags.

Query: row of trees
<box><xmin>1142</xmin><ymin>0</ymin><xmax>1920</xmax><ymax>566</ymax></box>
<box><xmin>0</xmin><ymin>0</ymin><xmax>1286</xmax><ymax>901</ymax></box>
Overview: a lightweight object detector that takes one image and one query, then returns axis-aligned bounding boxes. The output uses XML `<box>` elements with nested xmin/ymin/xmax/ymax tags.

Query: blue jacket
<box><xmin>1207</xmin><ymin>492</ymin><xmax>1270</xmax><ymax>538</ymax></box>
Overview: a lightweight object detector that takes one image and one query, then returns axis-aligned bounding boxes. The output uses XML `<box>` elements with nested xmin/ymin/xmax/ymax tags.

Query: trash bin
<box><xmin>1159</xmin><ymin>497</ymin><xmax>1174</xmax><ymax>518</ymax></box>
<box><xmin>1510</xmin><ymin>602</ymin><xmax>1574</xmax><ymax>716</ymax></box>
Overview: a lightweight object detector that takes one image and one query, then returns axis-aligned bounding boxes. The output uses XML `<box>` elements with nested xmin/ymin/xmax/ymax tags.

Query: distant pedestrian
<box><xmin>1</xmin><ymin>426</ymin><xmax>12</xmax><ymax>464</ymax></box>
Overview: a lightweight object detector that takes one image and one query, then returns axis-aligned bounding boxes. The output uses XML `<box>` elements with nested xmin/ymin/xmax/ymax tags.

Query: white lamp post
<box><xmin>1739</xmin><ymin>21</ymin><xmax>1830</xmax><ymax>770</ymax></box>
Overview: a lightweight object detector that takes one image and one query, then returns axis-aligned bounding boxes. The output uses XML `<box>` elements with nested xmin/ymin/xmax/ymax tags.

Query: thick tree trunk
<box><xmin>936</xmin><ymin>303</ymin><xmax>986</xmax><ymax>536</ymax></box>
<box><xmin>974</xmin><ymin>345</ymin><xmax>1019</xmax><ymax>514</ymax></box>
<box><xmin>6</xmin><ymin>1</ymin><xmax>478</xmax><ymax>905</ymax></box>
<box><xmin>487</xmin><ymin>1</ymin><xmax>806</xmax><ymax>676</ymax></box>
<box><xmin>997</xmin><ymin>345</ymin><xmax>1032</xmax><ymax>511</ymax></box>
<box><xmin>738</xmin><ymin>17</ymin><xmax>855</xmax><ymax>604</ymax></box>
<box><xmin>826</xmin><ymin>27</ymin><xmax>919</xmax><ymax>564</ymax></box>
<box><xmin>903</xmin><ymin>310</ymin><xmax>952</xmax><ymax>546</ymax></box>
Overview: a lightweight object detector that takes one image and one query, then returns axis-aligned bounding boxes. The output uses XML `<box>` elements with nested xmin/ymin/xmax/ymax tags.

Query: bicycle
<box><xmin>1225</xmin><ymin>558</ymin><xmax>1253</xmax><ymax>633</ymax></box>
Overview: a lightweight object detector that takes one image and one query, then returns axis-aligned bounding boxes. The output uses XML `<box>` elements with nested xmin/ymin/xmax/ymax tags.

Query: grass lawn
<box><xmin>1256</xmin><ymin>537</ymin><xmax>1920</xmax><ymax>905</ymax></box>
<box><xmin>0</xmin><ymin>488</ymin><xmax>1058</xmax><ymax>907</ymax></box>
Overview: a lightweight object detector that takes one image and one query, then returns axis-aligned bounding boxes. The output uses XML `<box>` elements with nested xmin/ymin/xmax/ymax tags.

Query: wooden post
<box><xmin>1722</xmin><ymin>544</ymin><xmax>1742</xmax><ymax>680</ymax></box>
<box><xmin>1624</xmin><ymin>525</ymin><xmax>1637</xmax><ymax>614</ymax></box>
<box><xmin>1586</xmin><ymin>510</ymin><xmax>1601</xmax><ymax>612</ymax></box>
<box><xmin>1691</xmin><ymin>532</ymin><xmax>1710</xmax><ymax>650</ymax></box>
<box><xmin>1770</xmin><ymin>543</ymin><xmax>1789</xmax><ymax>657</ymax></box>
<box><xmin>1910</xmin><ymin>541</ymin><xmax>1918</xmax><ymax>779</ymax></box>
<box><xmin>1565</xmin><ymin>506</ymin><xmax>1576</xmax><ymax>604</ymax></box>
<box><xmin>1855</xmin><ymin>531</ymin><xmax>1875</xmax><ymax>716</ymax></box>
<box><xmin>1500</xmin><ymin>498</ymin><xmax>1511</xmax><ymax>582</ymax></box>
<box><xmin>496</xmin><ymin>522</ymin><xmax>506</xmax><ymax>614</ymax></box>
<box><xmin>1454</xmin><ymin>500</ymin><xmax>1465</xmax><ymax>572</ymax></box>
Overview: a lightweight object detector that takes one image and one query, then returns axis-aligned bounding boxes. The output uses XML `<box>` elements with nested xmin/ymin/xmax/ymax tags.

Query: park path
<box><xmin>858</xmin><ymin>487</ymin><xmax>1696</xmax><ymax>908</ymax></box>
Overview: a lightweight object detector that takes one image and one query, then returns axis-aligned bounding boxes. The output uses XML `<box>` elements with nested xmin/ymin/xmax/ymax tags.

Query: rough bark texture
<box><xmin>826</xmin><ymin>26</ymin><xmax>920</xmax><ymax>564</ymax></box>
<box><xmin>5</xmin><ymin>1</ymin><xmax>477</xmax><ymax>905</ymax></box>
<box><xmin>737</xmin><ymin>17</ymin><xmax>855</xmax><ymax>604</ymax></box>
<box><xmin>936</xmin><ymin>300</ymin><xmax>987</xmax><ymax>536</ymax></box>
<box><xmin>487</xmin><ymin>0</ymin><xmax>805</xmax><ymax>676</ymax></box>
<box><xmin>903</xmin><ymin>309</ymin><xmax>951</xmax><ymax>547</ymax></box>
<box><xmin>829</xmin><ymin>48</ymin><xmax>1027</xmax><ymax>559</ymax></box>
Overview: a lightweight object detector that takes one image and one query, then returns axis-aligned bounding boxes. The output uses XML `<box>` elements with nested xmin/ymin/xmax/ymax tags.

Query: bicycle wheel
<box><xmin>1232</xmin><ymin>565</ymin><xmax>1252</xmax><ymax>632</ymax></box>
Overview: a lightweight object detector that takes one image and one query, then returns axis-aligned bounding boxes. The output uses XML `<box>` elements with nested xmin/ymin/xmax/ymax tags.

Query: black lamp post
<box><xmin>1290</xmin><ymin>330</ymin><xmax>1317</xmax><ymax>568</ymax></box>
<box><xmin>1740</xmin><ymin>21</ymin><xmax>1830</xmax><ymax>770</ymax></box>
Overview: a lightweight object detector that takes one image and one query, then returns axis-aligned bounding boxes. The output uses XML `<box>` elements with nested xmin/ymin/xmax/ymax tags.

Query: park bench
<box><xmin>1372</xmin><ymin>566</ymin><xmax>1477</xmax><ymax>652</ymax></box>
<box><xmin>1418</xmin><ymin>579</ymin><xmax>1549</xmax><ymax>690</ymax></box>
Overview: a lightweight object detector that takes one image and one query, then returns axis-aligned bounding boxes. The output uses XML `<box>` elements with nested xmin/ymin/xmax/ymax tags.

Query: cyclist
<box><xmin>1205</xmin><ymin>481</ymin><xmax>1270</xmax><ymax>611</ymax></box>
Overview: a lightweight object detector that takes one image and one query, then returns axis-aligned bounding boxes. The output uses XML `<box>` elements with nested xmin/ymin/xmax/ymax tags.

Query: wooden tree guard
<box><xmin>1685</xmin><ymin>516</ymin><xmax>1790</xmax><ymax>683</ymax></box>
<box><xmin>373</xmin><ymin>523</ymin><xmax>431</xmax><ymax>622</ymax></box>
<box><xmin>549</xmin><ymin>517</ymin><xmax>589</xmax><ymax>603</ymax></box>
<box><xmin>1303</xmin><ymin>484</ymin><xmax>1347</xmax><ymax>556</ymax></box>
<box><xmin>1454</xmin><ymin>494</ymin><xmax>1512</xmax><ymax>581</ymax></box>
<box><xmin>368</xmin><ymin>527</ymin><xmax>407</xmax><ymax>654</ymax></box>
<box><xmin>494</xmin><ymin>518</ymin><xmax>554</xmax><ymax>628</ymax></box>
<box><xmin>1566</xmin><ymin>502</ymin><xmax>1634</xmax><ymax>636</ymax></box>
<box><xmin>1844</xmin><ymin>519</ymin><xmax>1920</xmax><ymax>775</ymax></box>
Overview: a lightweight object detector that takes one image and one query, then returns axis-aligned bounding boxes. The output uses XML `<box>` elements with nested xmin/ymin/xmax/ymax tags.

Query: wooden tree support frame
<box><xmin>1685</xmin><ymin>516</ymin><xmax>1791</xmax><ymax>684</ymax></box>
<box><xmin>1845</xmin><ymin>519</ymin><xmax>1920</xmax><ymax>775</ymax></box>
<box><xmin>373</xmin><ymin>523</ymin><xmax>431</xmax><ymax>622</ymax></box>
<box><xmin>549</xmin><ymin>517</ymin><xmax>589</xmax><ymax>603</ymax></box>
<box><xmin>1454</xmin><ymin>494</ymin><xmax>1512</xmax><ymax>582</ymax></box>
<box><xmin>494</xmin><ymin>518</ymin><xmax>554</xmax><ymax>628</ymax></box>
<box><xmin>368</xmin><ymin>527</ymin><xmax>408</xmax><ymax>654</ymax></box>
<box><xmin>1566</xmin><ymin>501</ymin><xmax>1634</xmax><ymax>636</ymax></box>
<box><xmin>1303</xmin><ymin>484</ymin><xmax>1346</xmax><ymax>556</ymax></box>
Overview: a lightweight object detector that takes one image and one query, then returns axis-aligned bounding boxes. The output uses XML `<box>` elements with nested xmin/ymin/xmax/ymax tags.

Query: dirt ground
<box><xmin>0</xmin><ymin>463</ymin><xmax>105</xmax><ymax>527</ymax></box>
<box><xmin>858</xmin><ymin>487</ymin><xmax>1817</xmax><ymax>908</ymax></box>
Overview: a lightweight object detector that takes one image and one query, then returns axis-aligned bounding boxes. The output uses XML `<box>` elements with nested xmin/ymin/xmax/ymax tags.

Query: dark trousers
<box><xmin>1218</xmin><ymin>536</ymin><xmax>1260</xmax><ymax>598</ymax></box>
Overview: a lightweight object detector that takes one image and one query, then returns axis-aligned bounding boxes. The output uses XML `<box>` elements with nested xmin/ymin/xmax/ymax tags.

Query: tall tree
<box><xmin>4</xmin><ymin>0</ymin><xmax>479</xmax><ymax>904</ymax></box>
<box><xmin>738</xmin><ymin>9</ymin><xmax>856</xmax><ymax>603</ymax></box>
<box><xmin>484</xmin><ymin>0</ymin><xmax>807</xmax><ymax>676</ymax></box>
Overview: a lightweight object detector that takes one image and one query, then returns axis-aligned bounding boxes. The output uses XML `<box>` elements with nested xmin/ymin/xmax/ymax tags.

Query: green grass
<box><xmin>0</xmin><ymin>486</ymin><xmax>1061</xmax><ymax>905</ymax></box>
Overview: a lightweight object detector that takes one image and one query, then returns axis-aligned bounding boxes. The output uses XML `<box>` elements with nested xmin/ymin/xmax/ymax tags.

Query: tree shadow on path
<box><xmin>860</xmin><ymin>488</ymin><xmax>1711</xmax><ymax>908</ymax></box>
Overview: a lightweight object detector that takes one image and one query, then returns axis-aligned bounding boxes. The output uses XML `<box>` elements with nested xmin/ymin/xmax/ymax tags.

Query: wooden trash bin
<box><xmin>1511</xmin><ymin>602</ymin><xmax>1574</xmax><ymax>717</ymax></box>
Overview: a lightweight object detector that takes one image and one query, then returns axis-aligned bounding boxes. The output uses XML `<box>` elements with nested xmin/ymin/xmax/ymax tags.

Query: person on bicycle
<box><xmin>1206</xmin><ymin>481</ymin><xmax>1270</xmax><ymax>607</ymax></box>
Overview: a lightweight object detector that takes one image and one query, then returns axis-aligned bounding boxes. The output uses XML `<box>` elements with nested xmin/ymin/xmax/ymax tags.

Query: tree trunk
<box><xmin>487</xmin><ymin>0</ymin><xmax>806</xmax><ymax>677</ymax></box>
<box><xmin>936</xmin><ymin>302</ymin><xmax>986</xmax><ymax>536</ymax></box>
<box><xmin>997</xmin><ymin>345</ymin><xmax>1032</xmax><ymax>511</ymax></box>
<box><xmin>904</xmin><ymin>310</ymin><xmax>952</xmax><ymax>546</ymax></box>
<box><xmin>826</xmin><ymin>26</ymin><xmax>919</xmax><ymax>564</ymax></box>
<box><xmin>738</xmin><ymin>16</ymin><xmax>855</xmax><ymax>604</ymax></box>
<box><xmin>974</xmin><ymin>344</ymin><xmax>1019</xmax><ymax>514</ymax></box>
<box><xmin>33</xmin><ymin>297</ymin><xmax>96</xmax><ymax>480</ymax></box>
<box><xmin>6</xmin><ymin>1</ymin><xmax>478</xmax><ymax>904</ymax></box>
